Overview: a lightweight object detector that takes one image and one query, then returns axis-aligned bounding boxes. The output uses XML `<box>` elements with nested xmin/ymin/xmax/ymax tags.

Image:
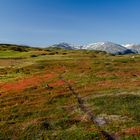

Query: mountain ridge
<box><xmin>49</xmin><ymin>41</ymin><xmax>139</xmax><ymax>54</ymax></box>
<box><xmin>1</xmin><ymin>42</ymin><xmax>140</xmax><ymax>55</ymax></box>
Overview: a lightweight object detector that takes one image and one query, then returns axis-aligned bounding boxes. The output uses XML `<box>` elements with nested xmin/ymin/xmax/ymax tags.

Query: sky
<box><xmin>0</xmin><ymin>0</ymin><xmax>140</xmax><ymax>47</ymax></box>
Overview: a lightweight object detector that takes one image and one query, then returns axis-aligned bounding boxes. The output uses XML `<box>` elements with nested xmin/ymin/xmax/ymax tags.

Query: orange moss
<box><xmin>49</xmin><ymin>80</ymin><xmax>65</xmax><ymax>87</ymax></box>
<box><xmin>0</xmin><ymin>73</ymin><xmax>56</xmax><ymax>92</ymax></box>
<box><xmin>122</xmin><ymin>127</ymin><xmax>140</xmax><ymax>135</ymax></box>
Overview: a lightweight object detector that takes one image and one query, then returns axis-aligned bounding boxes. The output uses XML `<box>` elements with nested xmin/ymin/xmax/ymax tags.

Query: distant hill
<box><xmin>0</xmin><ymin>44</ymin><xmax>42</xmax><ymax>52</ymax></box>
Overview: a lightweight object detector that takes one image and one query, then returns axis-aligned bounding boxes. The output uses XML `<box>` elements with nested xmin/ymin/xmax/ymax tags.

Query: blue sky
<box><xmin>0</xmin><ymin>0</ymin><xmax>140</xmax><ymax>46</ymax></box>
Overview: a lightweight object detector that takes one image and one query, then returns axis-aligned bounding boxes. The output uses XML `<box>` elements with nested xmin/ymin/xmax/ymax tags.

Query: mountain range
<box><xmin>49</xmin><ymin>42</ymin><xmax>140</xmax><ymax>54</ymax></box>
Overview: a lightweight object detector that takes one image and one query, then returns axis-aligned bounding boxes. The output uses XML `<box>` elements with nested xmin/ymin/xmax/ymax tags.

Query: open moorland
<box><xmin>1</xmin><ymin>44</ymin><xmax>140</xmax><ymax>140</ymax></box>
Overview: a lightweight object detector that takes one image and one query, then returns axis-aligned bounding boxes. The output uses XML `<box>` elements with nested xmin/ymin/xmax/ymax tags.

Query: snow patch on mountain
<box><xmin>123</xmin><ymin>44</ymin><xmax>135</xmax><ymax>48</ymax></box>
<box><xmin>123</xmin><ymin>44</ymin><xmax>140</xmax><ymax>53</ymax></box>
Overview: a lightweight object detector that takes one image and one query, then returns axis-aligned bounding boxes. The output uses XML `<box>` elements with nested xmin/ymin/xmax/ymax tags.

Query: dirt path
<box><xmin>60</xmin><ymin>75</ymin><xmax>116</xmax><ymax>140</ymax></box>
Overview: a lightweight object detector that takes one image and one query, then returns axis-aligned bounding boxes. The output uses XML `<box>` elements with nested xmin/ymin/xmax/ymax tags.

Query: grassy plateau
<box><xmin>0</xmin><ymin>44</ymin><xmax>140</xmax><ymax>140</ymax></box>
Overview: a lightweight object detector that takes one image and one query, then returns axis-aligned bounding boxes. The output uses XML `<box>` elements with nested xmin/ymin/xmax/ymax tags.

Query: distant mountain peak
<box><xmin>83</xmin><ymin>41</ymin><xmax>134</xmax><ymax>54</ymax></box>
<box><xmin>50</xmin><ymin>42</ymin><xmax>82</xmax><ymax>50</ymax></box>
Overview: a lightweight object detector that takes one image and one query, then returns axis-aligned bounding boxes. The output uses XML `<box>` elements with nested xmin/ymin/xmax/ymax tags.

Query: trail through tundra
<box><xmin>59</xmin><ymin>74</ymin><xmax>116</xmax><ymax>140</ymax></box>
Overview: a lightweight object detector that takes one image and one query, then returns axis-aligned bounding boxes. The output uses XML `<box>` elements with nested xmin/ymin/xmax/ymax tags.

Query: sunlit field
<box><xmin>1</xmin><ymin>45</ymin><xmax>140</xmax><ymax>140</ymax></box>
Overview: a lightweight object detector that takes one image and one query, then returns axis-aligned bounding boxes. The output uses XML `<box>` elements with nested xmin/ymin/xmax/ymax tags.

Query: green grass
<box><xmin>87</xmin><ymin>94</ymin><xmax>140</xmax><ymax>133</ymax></box>
<box><xmin>88</xmin><ymin>94</ymin><xmax>140</xmax><ymax>121</ymax></box>
<box><xmin>0</xmin><ymin>51</ymin><xmax>30</xmax><ymax>58</ymax></box>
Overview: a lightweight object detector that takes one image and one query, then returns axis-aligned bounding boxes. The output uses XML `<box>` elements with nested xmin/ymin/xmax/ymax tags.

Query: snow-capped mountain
<box><xmin>83</xmin><ymin>42</ymin><xmax>133</xmax><ymax>54</ymax></box>
<box><xmin>50</xmin><ymin>42</ymin><xmax>82</xmax><ymax>50</ymax></box>
<box><xmin>123</xmin><ymin>44</ymin><xmax>140</xmax><ymax>54</ymax></box>
<box><xmin>48</xmin><ymin>41</ymin><xmax>139</xmax><ymax>55</ymax></box>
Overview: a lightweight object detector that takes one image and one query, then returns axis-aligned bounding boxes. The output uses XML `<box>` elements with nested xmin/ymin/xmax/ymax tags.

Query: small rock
<box><xmin>95</xmin><ymin>117</ymin><xmax>107</xmax><ymax>126</ymax></box>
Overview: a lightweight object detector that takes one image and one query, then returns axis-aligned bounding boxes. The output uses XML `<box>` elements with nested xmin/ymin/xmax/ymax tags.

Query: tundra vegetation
<box><xmin>0</xmin><ymin>44</ymin><xmax>140</xmax><ymax>140</ymax></box>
